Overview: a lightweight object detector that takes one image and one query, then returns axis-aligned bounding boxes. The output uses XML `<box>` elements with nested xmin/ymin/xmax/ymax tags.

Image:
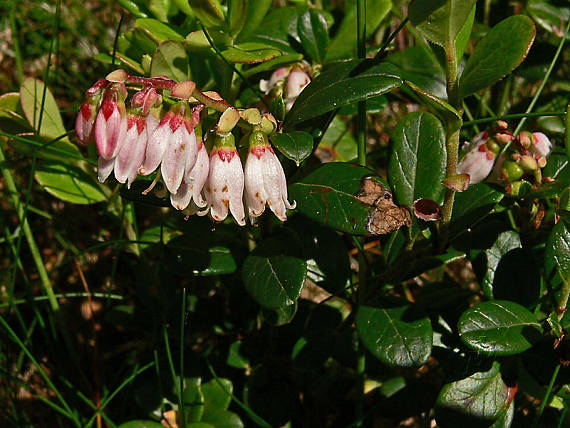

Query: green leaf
<box><xmin>472</xmin><ymin>230</ymin><xmax>522</xmax><ymax>300</ymax></box>
<box><xmin>450</xmin><ymin>183</ymin><xmax>503</xmax><ymax>240</ymax></box>
<box><xmin>356</xmin><ymin>305</ymin><xmax>433</xmax><ymax>368</ymax></box>
<box><xmin>545</xmin><ymin>220</ymin><xmax>570</xmax><ymax>287</ymax></box>
<box><xmin>8</xmin><ymin>135</ymin><xmax>82</xmax><ymax>163</ymax></box>
<box><xmin>388</xmin><ymin>112</ymin><xmax>446</xmax><ymax>206</ymax></box>
<box><xmin>387</xmin><ymin>46</ymin><xmax>447</xmax><ymax>99</ymax></box>
<box><xmin>118</xmin><ymin>421</ymin><xmax>164</xmax><ymax>428</ymax></box>
<box><xmin>189</xmin><ymin>0</ymin><xmax>225</xmax><ymax>27</ymax></box>
<box><xmin>35</xmin><ymin>161</ymin><xmax>106</xmax><ymax>205</ymax></box>
<box><xmin>455</xmin><ymin>5</ymin><xmax>475</xmax><ymax>59</ymax></box>
<box><xmin>297</xmin><ymin>10</ymin><xmax>329</xmax><ymax>64</ymax></box>
<box><xmin>188</xmin><ymin>424</ymin><xmax>215</xmax><ymax>428</ymax></box>
<box><xmin>284</xmin><ymin>59</ymin><xmax>402</xmax><ymax>130</ymax></box>
<box><xmin>318</xmin><ymin>117</ymin><xmax>357</xmax><ymax>161</ymax></box>
<box><xmin>435</xmin><ymin>362</ymin><xmax>513</xmax><ymax>427</ymax></box>
<box><xmin>150</xmin><ymin>40</ymin><xmax>190</xmax><ymax>81</ymax></box>
<box><xmin>242</xmin><ymin>236</ymin><xmax>307</xmax><ymax>309</ymax></box>
<box><xmin>409</xmin><ymin>0</ymin><xmax>477</xmax><ymax>47</ymax></box>
<box><xmin>202</xmin><ymin>378</ymin><xmax>232</xmax><ymax>414</ymax></box>
<box><xmin>183</xmin><ymin>378</ymin><xmax>205</xmax><ymax>423</ymax></box>
<box><xmin>242</xmin><ymin>53</ymin><xmax>304</xmax><ymax>78</ymax></box>
<box><xmin>288</xmin><ymin>162</ymin><xmax>377</xmax><ymax>234</ymax></box>
<box><xmin>458</xmin><ymin>300</ymin><xmax>543</xmax><ymax>355</ymax></box>
<box><xmin>20</xmin><ymin>78</ymin><xmax>67</xmax><ymax>141</ymax></box>
<box><xmin>459</xmin><ymin>15</ymin><xmax>536</xmax><ymax>98</ymax></box>
<box><xmin>326</xmin><ymin>0</ymin><xmax>391</xmax><ymax>61</ymax></box>
<box><xmin>201</xmin><ymin>411</ymin><xmax>244</xmax><ymax>428</ymax></box>
<box><xmin>261</xmin><ymin>302</ymin><xmax>297</xmax><ymax>326</ymax></box>
<box><xmin>237</xmin><ymin>0</ymin><xmax>272</xmax><ymax>41</ymax></box>
<box><xmin>164</xmin><ymin>235</ymin><xmax>237</xmax><ymax>276</ymax></box>
<box><xmin>220</xmin><ymin>43</ymin><xmax>281</xmax><ymax>64</ymax></box>
<box><xmin>270</xmin><ymin>132</ymin><xmax>313</xmax><ymax>166</ymax></box>
<box><xmin>228</xmin><ymin>0</ymin><xmax>247</xmax><ymax>36</ymax></box>
<box><xmin>135</xmin><ymin>18</ymin><xmax>184</xmax><ymax>43</ymax></box>
<box><xmin>226</xmin><ymin>341</ymin><xmax>250</xmax><ymax>369</ymax></box>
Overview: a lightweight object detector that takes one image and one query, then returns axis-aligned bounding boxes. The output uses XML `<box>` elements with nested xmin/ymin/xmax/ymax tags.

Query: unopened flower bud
<box><xmin>494</xmin><ymin>133</ymin><xmax>512</xmax><ymax>144</ymax></box>
<box><xmin>260</xmin><ymin>67</ymin><xmax>290</xmax><ymax>94</ymax></box>
<box><xmin>531</xmin><ymin>132</ymin><xmax>552</xmax><ymax>158</ymax></box>
<box><xmin>519</xmin><ymin>131</ymin><xmax>533</xmax><ymax>149</ymax></box>
<box><xmin>285</xmin><ymin>70</ymin><xmax>310</xmax><ymax>110</ymax></box>
<box><xmin>457</xmin><ymin>136</ymin><xmax>496</xmax><ymax>184</ymax></box>
<box><xmin>203</xmin><ymin>133</ymin><xmax>246</xmax><ymax>225</ymax></box>
<box><xmin>519</xmin><ymin>155</ymin><xmax>538</xmax><ymax>171</ymax></box>
<box><xmin>501</xmin><ymin>160</ymin><xmax>524</xmax><ymax>182</ymax></box>
<box><xmin>94</xmin><ymin>83</ymin><xmax>127</xmax><ymax>160</ymax></box>
<box><xmin>486</xmin><ymin>139</ymin><xmax>500</xmax><ymax>154</ymax></box>
<box><xmin>245</xmin><ymin>131</ymin><xmax>296</xmax><ymax>222</ymax></box>
<box><xmin>75</xmin><ymin>79</ymin><xmax>106</xmax><ymax>144</ymax></box>
<box><xmin>537</xmin><ymin>156</ymin><xmax>547</xmax><ymax>168</ymax></box>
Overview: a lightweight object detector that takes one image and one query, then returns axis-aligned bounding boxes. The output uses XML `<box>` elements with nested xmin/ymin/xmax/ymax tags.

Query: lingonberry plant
<box><xmin>0</xmin><ymin>0</ymin><xmax>569</xmax><ymax>427</ymax></box>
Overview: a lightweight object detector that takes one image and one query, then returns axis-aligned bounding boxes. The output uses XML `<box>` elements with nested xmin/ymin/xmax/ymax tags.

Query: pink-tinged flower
<box><xmin>114</xmin><ymin>111</ymin><xmax>148</xmax><ymax>188</ymax></box>
<box><xmin>140</xmin><ymin>103</ymin><xmax>198</xmax><ymax>195</ymax></box>
<box><xmin>531</xmin><ymin>132</ymin><xmax>552</xmax><ymax>158</ymax></box>
<box><xmin>259</xmin><ymin>67</ymin><xmax>290</xmax><ymax>94</ymax></box>
<box><xmin>94</xmin><ymin>83</ymin><xmax>127</xmax><ymax>160</ymax></box>
<box><xmin>244</xmin><ymin>132</ymin><xmax>295</xmax><ymax>222</ymax></box>
<box><xmin>75</xmin><ymin>79</ymin><xmax>107</xmax><ymax>144</ymax></box>
<box><xmin>458</xmin><ymin>134</ymin><xmax>496</xmax><ymax>184</ymax></box>
<box><xmin>203</xmin><ymin>133</ymin><xmax>246</xmax><ymax>226</ymax></box>
<box><xmin>285</xmin><ymin>70</ymin><xmax>310</xmax><ymax>110</ymax></box>
<box><xmin>97</xmin><ymin>157</ymin><xmax>115</xmax><ymax>183</ymax></box>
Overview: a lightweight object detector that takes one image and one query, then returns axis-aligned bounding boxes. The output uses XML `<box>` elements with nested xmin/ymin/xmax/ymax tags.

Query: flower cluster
<box><xmin>457</xmin><ymin>121</ymin><xmax>553</xmax><ymax>196</ymax></box>
<box><xmin>259</xmin><ymin>66</ymin><xmax>311</xmax><ymax>111</ymax></box>
<box><xmin>76</xmin><ymin>70</ymin><xmax>296</xmax><ymax>224</ymax></box>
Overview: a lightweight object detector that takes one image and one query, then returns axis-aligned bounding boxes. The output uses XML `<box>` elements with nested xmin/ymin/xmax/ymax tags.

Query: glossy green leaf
<box><xmin>237</xmin><ymin>0</ymin><xmax>273</xmax><ymax>41</ymax></box>
<box><xmin>356</xmin><ymin>305</ymin><xmax>433</xmax><ymax>368</ymax></box>
<box><xmin>148</xmin><ymin>0</ymin><xmax>170</xmax><ymax>22</ymax></box>
<box><xmin>450</xmin><ymin>183</ymin><xmax>503</xmax><ymax>240</ymax></box>
<box><xmin>326</xmin><ymin>0</ymin><xmax>391</xmax><ymax>61</ymax></box>
<box><xmin>183</xmin><ymin>378</ymin><xmax>205</xmax><ymax>422</ymax></box>
<box><xmin>297</xmin><ymin>9</ymin><xmax>329</xmax><ymax>64</ymax></box>
<box><xmin>318</xmin><ymin>117</ymin><xmax>357</xmax><ymax>161</ymax></box>
<box><xmin>188</xmin><ymin>424</ymin><xmax>215</xmax><ymax>428</ymax></box>
<box><xmin>288</xmin><ymin>162</ymin><xmax>377</xmax><ymax>234</ymax></box>
<box><xmin>189</xmin><ymin>0</ymin><xmax>225</xmax><ymax>27</ymax></box>
<box><xmin>220</xmin><ymin>43</ymin><xmax>281</xmax><ymax>64</ymax></box>
<box><xmin>242</xmin><ymin>54</ymin><xmax>304</xmax><ymax>78</ymax></box>
<box><xmin>228</xmin><ymin>0</ymin><xmax>247</xmax><ymax>36</ymax></box>
<box><xmin>387</xmin><ymin>46</ymin><xmax>447</xmax><ymax>99</ymax></box>
<box><xmin>388</xmin><ymin>112</ymin><xmax>447</xmax><ymax>206</ymax></box>
<box><xmin>284</xmin><ymin>60</ymin><xmax>402</xmax><ymax>130</ymax></box>
<box><xmin>201</xmin><ymin>411</ymin><xmax>244</xmax><ymax>428</ymax></box>
<box><xmin>242</xmin><ymin>236</ymin><xmax>307</xmax><ymax>309</ymax></box>
<box><xmin>459</xmin><ymin>15</ymin><xmax>536</xmax><ymax>98</ymax></box>
<box><xmin>226</xmin><ymin>341</ymin><xmax>250</xmax><ymax>369</ymax></box>
<box><xmin>35</xmin><ymin>161</ymin><xmax>106</xmax><ymax>205</ymax></box>
<box><xmin>202</xmin><ymin>378</ymin><xmax>232</xmax><ymax>414</ymax></box>
<box><xmin>455</xmin><ymin>5</ymin><xmax>475</xmax><ymax>59</ymax></box>
<box><xmin>134</xmin><ymin>18</ymin><xmax>184</xmax><ymax>43</ymax></box>
<box><xmin>405</xmin><ymin>81</ymin><xmax>460</xmax><ymax>120</ymax></box>
<box><xmin>458</xmin><ymin>300</ymin><xmax>542</xmax><ymax>355</ymax></box>
<box><xmin>409</xmin><ymin>0</ymin><xmax>477</xmax><ymax>47</ymax></box>
<box><xmin>545</xmin><ymin>220</ymin><xmax>570</xmax><ymax>287</ymax></box>
<box><xmin>261</xmin><ymin>302</ymin><xmax>298</xmax><ymax>326</ymax></box>
<box><xmin>118</xmin><ymin>421</ymin><xmax>164</xmax><ymax>428</ymax></box>
<box><xmin>270</xmin><ymin>131</ymin><xmax>313</xmax><ymax>166</ymax></box>
<box><xmin>435</xmin><ymin>362</ymin><xmax>512</xmax><ymax>427</ymax></box>
<box><xmin>473</xmin><ymin>231</ymin><xmax>521</xmax><ymax>300</ymax></box>
<box><xmin>150</xmin><ymin>40</ymin><xmax>190</xmax><ymax>81</ymax></box>
<box><xmin>94</xmin><ymin>52</ymin><xmax>145</xmax><ymax>75</ymax></box>
<box><xmin>337</xmin><ymin>95</ymin><xmax>388</xmax><ymax>115</ymax></box>
<box><xmin>20</xmin><ymin>78</ymin><xmax>67</xmax><ymax>141</ymax></box>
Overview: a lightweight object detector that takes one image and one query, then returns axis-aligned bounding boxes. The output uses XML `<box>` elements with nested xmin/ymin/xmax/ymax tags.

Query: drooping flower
<box><xmin>139</xmin><ymin>102</ymin><xmax>198</xmax><ymax>195</ymax></box>
<box><xmin>457</xmin><ymin>132</ymin><xmax>496</xmax><ymax>184</ymax></box>
<box><xmin>244</xmin><ymin>131</ymin><xmax>295</xmax><ymax>222</ymax></box>
<box><xmin>202</xmin><ymin>133</ymin><xmax>246</xmax><ymax>226</ymax></box>
<box><xmin>94</xmin><ymin>83</ymin><xmax>127</xmax><ymax>160</ymax></box>
<box><xmin>75</xmin><ymin>79</ymin><xmax>106</xmax><ymax>144</ymax></box>
<box><xmin>113</xmin><ymin>109</ymin><xmax>148</xmax><ymax>188</ymax></box>
<box><xmin>531</xmin><ymin>132</ymin><xmax>552</xmax><ymax>158</ymax></box>
<box><xmin>284</xmin><ymin>70</ymin><xmax>311</xmax><ymax>111</ymax></box>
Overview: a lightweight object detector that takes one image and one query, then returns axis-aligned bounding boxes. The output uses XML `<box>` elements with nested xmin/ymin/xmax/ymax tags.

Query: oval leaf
<box><xmin>220</xmin><ymin>43</ymin><xmax>281</xmax><ymax>64</ymax></box>
<box><xmin>435</xmin><ymin>362</ymin><xmax>511</xmax><ymax>427</ymax></box>
<box><xmin>284</xmin><ymin>59</ymin><xmax>402</xmax><ymax>130</ymax></box>
<box><xmin>35</xmin><ymin>161</ymin><xmax>106</xmax><ymax>205</ymax></box>
<box><xmin>20</xmin><ymin>78</ymin><xmax>67</xmax><ymax>141</ymax></box>
<box><xmin>459</xmin><ymin>15</ymin><xmax>536</xmax><ymax>98</ymax></box>
<box><xmin>288</xmin><ymin>162</ymin><xmax>378</xmax><ymax>234</ymax></box>
<box><xmin>189</xmin><ymin>0</ymin><xmax>225</xmax><ymax>27</ymax></box>
<box><xmin>135</xmin><ymin>18</ymin><xmax>184</xmax><ymax>42</ymax></box>
<box><xmin>150</xmin><ymin>40</ymin><xmax>190</xmax><ymax>81</ymax></box>
<box><xmin>202</xmin><ymin>378</ymin><xmax>233</xmax><ymax>414</ymax></box>
<box><xmin>356</xmin><ymin>305</ymin><xmax>433</xmax><ymax>368</ymax></box>
<box><xmin>458</xmin><ymin>300</ymin><xmax>543</xmax><ymax>355</ymax></box>
<box><xmin>545</xmin><ymin>220</ymin><xmax>570</xmax><ymax>287</ymax></box>
<box><xmin>297</xmin><ymin>9</ymin><xmax>329</xmax><ymax>64</ymax></box>
<box><xmin>388</xmin><ymin>112</ymin><xmax>447</xmax><ymax>206</ymax></box>
<box><xmin>271</xmin><ymin>131</ymin><xmax>313</xmax><ymax>166</ymax></box>
<box><xmin>242</xmin><ymin>237</ymin><xmax>307</xmax><ymax>309</ymax></box>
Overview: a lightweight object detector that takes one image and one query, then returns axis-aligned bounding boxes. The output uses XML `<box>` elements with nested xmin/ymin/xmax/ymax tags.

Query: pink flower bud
<box><xmin>244</xmin><ymin>132</ymin><xmax>295</xmax><ymax>222</ymax></box>
<box><xmin>259</xmin><ymin>67</ymin><xmax>290</xmax><ymax>94</ymax></box>
<box><xmin>203</xmin><ymin>134</ymin><xmax>246</xmax><ymax>226</ymax></box>
<box><xmin>457</xmin><ymin>135</ymin><xmax>496</xmax><ymax>184</ymax></box>
<box><xmin>114</xmin><ymin>111</ymin><xmax>148</xmax><ymax>188</ymax></box>
<box><xmin>531</xmin><ymin>132</ymin><xmax>552</xmax><ymax>158</ymax></box>
<box><xmin>75</xmin><ymin>79</ymin><xmax>106</xmax><ymax>144</ymax></box>
<box><xmin>285</xmin><ymin>70</ymin><xmax>310</xmax><ymax>110</ymax></box>
<box><xmin>94</xmin><ymin>84</ymin><xmax>127</xmax><ymax>160</ymax></box>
